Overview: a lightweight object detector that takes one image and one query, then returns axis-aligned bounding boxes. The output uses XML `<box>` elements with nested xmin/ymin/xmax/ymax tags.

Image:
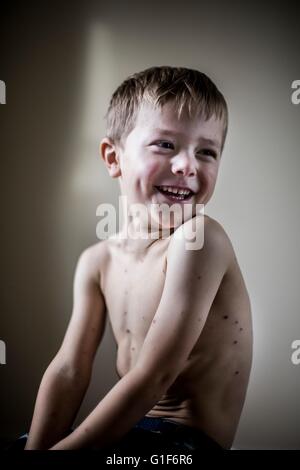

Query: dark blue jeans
<box><xmin>4</xmin><ymin>417</ymin><xmax>224</xmax><ymax>453</ymax></box>
<box><xmin>103</xmin><ymin>417</ymin><xmax>224</xmax><ymax>455</ymax></box>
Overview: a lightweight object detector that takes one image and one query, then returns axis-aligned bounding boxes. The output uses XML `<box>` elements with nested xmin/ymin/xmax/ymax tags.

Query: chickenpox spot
<box><xmin>235</xmin><ymin>371</ymin><xmax>239</xmax><ymax>375</ymax></box>
<box><xmin>233</xmin><ymin>340</ymin><xmax>238</xmax><ymax>344</ymax></box>
<box><xmin>197</xmin><ymin>275</ymin><xmax>202</xmax><ymax>280</ymax></box>
<box><xmin>239</xmin><ymin>327</ymin><xmax>243</xmax><ymax>331</ymax></box>
<box><xmin>198</xmin><ymin>317</ymin><xmax>201</xmax><ymax>322</ymax></box>
<box><xmin>124</xmin><ymin>311</ymin><xmax>127</xmax><ymax>316</ymax></box>
<box><xmin>124</xmin><ymin>269</ymin><xmax>127</xmax><ymax>273</ymax></box>
<box><xmin>125</xmin><ymin>290</ymin><xmax>128</xmax><ymax>295</ymax></box>
<box><xmin>131</xmin><ymin>347</ymin><xmax>135</xmax><ymax>351</ymax></box>
<box><xmin>223</xmin><ymin>315</ymin><xmax>229</xmax><ymax>320</ymax></box>
<box><xmin>126</xmin><ymin>329</ymin><xmax>130</xmax><ymax>333</ymax></box>
<box><xmin>235</xmin><ymin>320</ymin><xmax>239</xmax><ymax>324</ymax></box>
<box><xmin>142</xmin><ymin>316</ymin><xmax>145</xmax><ymax>321</ymax></box>
<box><xmin>152</xmin><ymin>319</ymin><xmax>156</xmax><ymax>324</ymax></box>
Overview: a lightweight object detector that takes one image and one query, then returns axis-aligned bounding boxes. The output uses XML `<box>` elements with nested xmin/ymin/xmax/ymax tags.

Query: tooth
<box><xmin>158</xmin><ymin>186</ymin><xmax>192</xmax><ymax>197</ymax></box>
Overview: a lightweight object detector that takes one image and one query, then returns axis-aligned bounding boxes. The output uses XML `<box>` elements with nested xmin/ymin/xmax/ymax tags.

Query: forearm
<box><xmin>50</xmin><ymin>367</ymin><xmax>166</xmax><ymax>450</ymax></box>
<box><xmin>25</xmin><ymin>363</ymin><xmax>90</xmax><ymax>450</ymax></box>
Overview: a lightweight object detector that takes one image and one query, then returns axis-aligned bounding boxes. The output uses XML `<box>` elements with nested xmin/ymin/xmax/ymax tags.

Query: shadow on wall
<box><xmin>0</xmin><ymin>4</ymin><xmax>118</xmax><ymax>440</ymax></box>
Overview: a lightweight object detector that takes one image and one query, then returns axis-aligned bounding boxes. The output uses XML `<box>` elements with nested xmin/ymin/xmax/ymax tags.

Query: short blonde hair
<box><xmin>105</xmin><ymin>66</ymin><xmax>228</xmax><ymax>151</ymax></box>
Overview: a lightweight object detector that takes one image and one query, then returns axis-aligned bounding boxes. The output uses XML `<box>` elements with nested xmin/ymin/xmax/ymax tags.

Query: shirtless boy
<box><xmin>24</xmin><ymin>66</ymin><xmax>252</xmax><ymax>452</ymax></box>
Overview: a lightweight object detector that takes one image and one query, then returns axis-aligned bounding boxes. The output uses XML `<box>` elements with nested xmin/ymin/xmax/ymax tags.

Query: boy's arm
<box><xmin>50</xmin><ymin>215</ymin><xmax>233</xmax><ymax>450</ymax></box>
<box><xmin>25</xmin><ymin>246</ymin><xmax>107</xmax><ymax>450</ymax></box>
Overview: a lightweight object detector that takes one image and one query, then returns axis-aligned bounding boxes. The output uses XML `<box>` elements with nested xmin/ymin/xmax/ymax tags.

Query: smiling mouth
<box><xmin>154</xmin><ymin>185</ymin><xmax>194</xmax><ymax>201</ymax></box>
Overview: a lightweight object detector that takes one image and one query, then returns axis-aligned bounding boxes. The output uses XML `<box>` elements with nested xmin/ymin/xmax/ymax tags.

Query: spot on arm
<box><xmin>223</xmin><ymin>315</ymin><xmax>229</xmax><ymax>320</ymax></box>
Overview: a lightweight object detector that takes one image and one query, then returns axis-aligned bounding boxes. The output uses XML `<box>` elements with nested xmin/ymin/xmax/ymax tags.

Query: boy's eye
<box><xmin>153</xmin><ymin>140</ymin><xmax>174</xmax><ymax>150</ymax></box>
<box><xmin>198</xmin><ymin>148</ymin><xmax>218</xmax><ymax>159</ymax></box>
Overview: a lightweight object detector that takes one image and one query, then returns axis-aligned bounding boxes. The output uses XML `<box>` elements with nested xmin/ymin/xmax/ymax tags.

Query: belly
<box><xmin>114</xmin><ymin>315</ymin><xmax>252</xmax><ymax>449</ymax></box>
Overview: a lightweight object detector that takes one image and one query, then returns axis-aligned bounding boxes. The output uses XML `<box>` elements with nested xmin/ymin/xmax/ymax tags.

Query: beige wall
<box><xmin>0</xmin><ymin>1</ymin><xmax>299</xmax><ymax>449</ymax></box>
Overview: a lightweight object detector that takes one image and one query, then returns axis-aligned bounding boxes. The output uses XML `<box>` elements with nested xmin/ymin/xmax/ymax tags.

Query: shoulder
<box><xmin>76</xmin><ymin>240</ymin><xmax>109</xmax><ymax>283</ymax></box>
<box><xmin>168</xmin><ymin>214</ymin><xmax>234</xmax><ymax>260</ymax></box>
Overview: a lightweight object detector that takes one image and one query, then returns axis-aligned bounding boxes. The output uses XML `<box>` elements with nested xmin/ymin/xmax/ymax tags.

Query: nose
<box><xmin>171</xmin><ymin>153</ymin><xmax>197</xmax><ymax>177</ymax></box>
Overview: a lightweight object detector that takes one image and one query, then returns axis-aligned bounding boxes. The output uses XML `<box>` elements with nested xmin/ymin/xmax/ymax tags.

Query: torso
<box><xmin>97</xmin><ymin>222</ymin><xmax>252</xmax><ymax>449</ymax></box>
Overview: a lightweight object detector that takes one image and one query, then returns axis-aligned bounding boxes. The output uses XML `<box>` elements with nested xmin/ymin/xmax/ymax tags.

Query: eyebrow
<box><xmin>151</xmin><ymin>128</ymin><xmax>221</xmax><ymax>149</ymax></box>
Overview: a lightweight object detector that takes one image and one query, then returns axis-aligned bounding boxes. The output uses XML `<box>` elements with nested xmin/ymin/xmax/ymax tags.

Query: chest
<box><xmin>101</xmin><ymin>243</ymin><xmax>168</xmax><ymax>344</ymax></box>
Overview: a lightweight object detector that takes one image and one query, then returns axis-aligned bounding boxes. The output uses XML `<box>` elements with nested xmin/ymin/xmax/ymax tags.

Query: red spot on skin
<box><xmin>198</xmin><ymin>318</ymin><xmax>201</xmax><ymax>322</ymax></box>
<box><xmin>124</xmin><ymin>311</ymin><xmax>127</xmax><ymax>315</ymax></box>
<box><xmin>235</xmin><ymin>371</ymin><xmax>239</xmax><ymax>375</ymax></box>
<box><xmin>223</xmin><ymin>315</ymin><xmax>229</xmax><ymax>319</ymax></box>
<box><xmin>131</xmin><ymin>347</ymin><xmax>135</xmax><ymax>351</ymax></box>
<box><xmin>142</xmin><ymin>316</ymin><xmax>145</xmax><ymax>321</ymax></box>
<box><xmin>233</xmin><ymin>340</ymin><xmax>238</xmax><ymax>344</ymax></box>
<box><xmin>239</xmin><ymin>328</ymin><xmax>243</xmax><ymax>331</ymax></box>
<box><xmin>197</xmin><ymin>275</ymin><xmax>202</xmax><ymax>280</ymax></box>
<box><xmin>124</xmin><ymin>269</ymin><xmax>127</xmax><ymax>273</ymax></box>
<box><xmin>126</xmin><ymin>329</ymin><xmax>130</xmax><ymax>333</ymax></box>
<box><xmin>152</xmin><ymin>319</ymin><xmax>156</xmax><ymax>324</ymax></box>
<box><xmin>235</xmin><ymin>321</ymin><xmax>239</xmax><ymax>324</ymax></box>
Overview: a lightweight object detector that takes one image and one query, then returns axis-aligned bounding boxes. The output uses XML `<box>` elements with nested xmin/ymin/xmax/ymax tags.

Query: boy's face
<box><xmin>102</xmin><ymin>101</ymin><xmax>224</xmax><ymax>229</ymax></box>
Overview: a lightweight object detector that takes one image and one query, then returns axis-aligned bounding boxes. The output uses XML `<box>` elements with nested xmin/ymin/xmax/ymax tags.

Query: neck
<box><xmin>116</xmin><ymin>214</ymin><xmax>174</xmax><ymax>254</ymax></box>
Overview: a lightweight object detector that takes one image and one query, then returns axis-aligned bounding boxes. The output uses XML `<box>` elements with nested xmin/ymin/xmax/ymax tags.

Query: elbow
<box><xmin>134</xmin><ymin>363</ymin><xmax>177</xmax><ymax>396</ymax></box>
<box><xmin>46</xmin><ymin>356</ymin><xmax>92</xmax><ymax>388</ymax></box>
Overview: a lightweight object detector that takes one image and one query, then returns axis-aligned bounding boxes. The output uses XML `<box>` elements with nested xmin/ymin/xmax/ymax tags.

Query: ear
<box><xmin>99</xmin><ymin>137</ymin><xmax>122</xmax><ymax>178</ymax></box>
